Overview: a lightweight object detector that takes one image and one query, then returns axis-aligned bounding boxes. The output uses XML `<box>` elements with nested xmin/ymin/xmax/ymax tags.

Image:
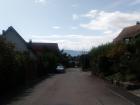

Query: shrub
<box><xmin>89</xmin><ymin>38</ymin><xmax>140</xmax><ymax>81</ymax></box>
<box><xmin>0</xmin><ymin>38</ymin><xmax>37</xmax><ymax>93</ymax></box>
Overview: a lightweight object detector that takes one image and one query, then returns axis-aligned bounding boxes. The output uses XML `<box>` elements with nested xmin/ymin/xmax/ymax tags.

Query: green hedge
<box><xmin>89</xmin><ymin>37</ymin><xmax>140</xmax><ymax>81</ymax></box>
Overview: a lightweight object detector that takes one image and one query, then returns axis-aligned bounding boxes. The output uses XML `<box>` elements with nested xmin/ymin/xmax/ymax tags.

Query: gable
<box><xmin>2</xmin><ymin>27</ymin><xmax>28</xmax><ymax>52</ymax></box>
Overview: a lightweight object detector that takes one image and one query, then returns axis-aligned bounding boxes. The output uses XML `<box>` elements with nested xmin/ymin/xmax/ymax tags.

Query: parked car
<box><xmin>56</xmin><ymin>65</ymin><xmax>65</xmax><ymax>73</ymax></box>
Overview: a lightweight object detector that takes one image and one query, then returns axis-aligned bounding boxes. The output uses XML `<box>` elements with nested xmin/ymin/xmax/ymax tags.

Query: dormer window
<box><xmin>124</xmin><ymin>38</ymin><xmax>130</xmax><ymax>44</ymax></box>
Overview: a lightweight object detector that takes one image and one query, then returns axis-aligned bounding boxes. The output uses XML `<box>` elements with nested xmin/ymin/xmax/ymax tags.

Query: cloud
<box><xmin>28</xmin><ymin>33</ymin><xmax>118</xmax><ymax>51</ymax></box>
<box><xmin>52</xmin><ymin>26</ymin><xmax>61</xmax><ymax>29</ymax></box>
<box><xmin>72</xmin><ymin>14</ymin><xmax>79</xmax><ymax>20</ymax></box>
<box><xmin>35</xmin><ymin>0</ymin><xmax>46</xmax><ymax>4</ymax></box>
<box><xmin>82</xmin><ymin>10</ymin><xmax>98</xmax><ymax>18</ymax></box>
<box><xmin>80</xmin><ymin>10</ymin><xmax>140</xmax><ymax>32</ymax></box>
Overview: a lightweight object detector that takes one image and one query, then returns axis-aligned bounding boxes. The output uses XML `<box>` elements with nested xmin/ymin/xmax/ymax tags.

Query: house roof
<box><xmin>1</xmin><ymin>26</ymin><xmax>37</xmax><ymax>59</ymax></box>
<box><xmin>30</xmin><ymin>43</ymin><xmax>59</xmax><ymax>53</ymax></box>
<box><xmin>2</xmin><ymin>26</ymin><xmax>28</xmax><ymax>46</ymax></box>
<box><xmin>1</xmin><ymin>26</ymin><xmax>60</xmax><ymax>55</ymax></box>
<box><xmin>113</xmin><ymin>24</ymin><xmax>140</xmax><ymax>42</ymax></box>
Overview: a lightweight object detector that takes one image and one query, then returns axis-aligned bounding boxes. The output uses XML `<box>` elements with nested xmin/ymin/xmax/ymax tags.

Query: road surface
<box><xmin>8</xmin><ymin>68</ymin><xmax>135</xmax><ymax>105</ymax></box>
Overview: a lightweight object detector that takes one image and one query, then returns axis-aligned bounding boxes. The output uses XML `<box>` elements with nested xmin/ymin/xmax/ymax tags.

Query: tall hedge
<box><xmin>0</xmin><ymin>38</ymin><xmax>37</xmax><ymax>94</ymax></box>
<box><xmin>89</xmin><ymin>37</ymin><xmax>140</xmax><ymax>81</ymax></box>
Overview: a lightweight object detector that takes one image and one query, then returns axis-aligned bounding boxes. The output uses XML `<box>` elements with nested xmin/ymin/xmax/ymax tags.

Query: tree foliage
<box><xmin>0</xmin><ymin>38</ymin><xmax>44</xmax><ymax>94</ymax></box>
<box><xmin>89</xmin><ymin>38</ymin><xmax>140</xmax><ymax>81</ymax></box>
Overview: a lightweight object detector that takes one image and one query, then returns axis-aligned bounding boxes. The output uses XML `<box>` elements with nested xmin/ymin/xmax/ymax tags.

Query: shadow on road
<box><xmin>0</xmin><ymin>74</ymin><xmax>54</xmax><ymax>105</ymax></box>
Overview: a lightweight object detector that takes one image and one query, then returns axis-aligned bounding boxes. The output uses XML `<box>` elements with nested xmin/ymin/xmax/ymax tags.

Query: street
<box><xmin>8</xmin><ymin>68</ymin><xmax>135</xmax><ymax>105</ymax></box>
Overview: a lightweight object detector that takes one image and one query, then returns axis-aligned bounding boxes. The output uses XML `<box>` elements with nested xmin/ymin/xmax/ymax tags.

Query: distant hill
<box><xmin>64</xmin><ymin>50</ymin><xmax>82</xmax><ymax>56</ymax></box>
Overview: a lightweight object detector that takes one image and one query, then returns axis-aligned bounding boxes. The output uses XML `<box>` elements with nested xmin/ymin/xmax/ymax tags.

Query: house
<box><xmin>1</xmin><ymin>26</ymin><xmax>60</xmax><ymax>60</ymax></box>
<box><xmin>2</xmin><ymin>26</ymin><xmax>29</xmax><ymax>52</ymax></box>
<box><xmin>29</xmin><ymin>42</ymin><xmax>60</xmax><ymax>56</ymax></box>
<box><xmin>29</xmin><ymin>42</ymin><xmax>60</xmax><ymax>73</ymax></box>
<box><xmin>1</xmin><ymin>26</ymin><xmax>36</xmax><ymax>59</ymax></box>
<box><xmin>113</xmin><ymin>22</ymin><xmax>140</xmax><ymax>43</ymax></box>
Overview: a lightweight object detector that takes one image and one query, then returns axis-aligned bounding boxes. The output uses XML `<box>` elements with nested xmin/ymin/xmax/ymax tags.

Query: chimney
<box><xmin>28</xmin><ymin>39</ymin><xmax>32</xmax><ymax>49</ymax></box>
<box><xmin>29</xmin><ymin>39</ymin><xmax>32</xmax><ymax>44</ymax></box>
<box><xmin>136</xmin><ymin>21</ymin><xmax>140</xmax><ymax>25</ymax></box>
<box><xmin>2</xmin><ymin>30</ymin><xmax>6</xmax><ymax>35</ymax></box>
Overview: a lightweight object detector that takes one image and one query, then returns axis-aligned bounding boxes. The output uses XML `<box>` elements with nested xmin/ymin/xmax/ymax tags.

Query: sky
<box><xmin>0</xmin><ymin>0</ymin><xmax>140</xmax><ymax>51</ymax></box>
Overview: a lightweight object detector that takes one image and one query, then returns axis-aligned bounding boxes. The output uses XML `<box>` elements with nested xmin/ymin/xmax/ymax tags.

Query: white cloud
<box><xmin>28</xmin><ymin>10</ymin><xmax>140</xmax><ymax>51</ymax></box>
<box><xmin>35</xmin><ymin>0</ymin><xmax>46</xmax><ymax>4</ymax></box>
<box><xmin>72</xmin><ymin>14</ymin><xmax>79</xmax><ymax>20</ymax></box>
<box><xmin>82</xmin><ymin>10</ymin><xmax>98</xmax><ymax>18</ymax></box>
<box><xmin>28</xmin><ymin>33</ymin><xmax>118</xmax><ymax>51</ymax></box>
<box><xmin>80</xmin><ymin>10</ymin><xmax>140</xmax><ymax>32</ymax></box>
<box><xmin>52</xmin><ymin>26</ymin><xmax>61</xmax><ymax>29</ymax></box>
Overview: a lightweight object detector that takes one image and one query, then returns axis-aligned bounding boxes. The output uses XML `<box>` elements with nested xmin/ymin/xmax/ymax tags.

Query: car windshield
<box><xmin>57</xmin><ymin>66</ymin><xmax>63</xmax><ymax>68</ymax></box>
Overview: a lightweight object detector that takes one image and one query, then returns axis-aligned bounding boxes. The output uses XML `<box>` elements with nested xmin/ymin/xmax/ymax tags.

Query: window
<box><xmin>124</xmin><ymin>38</ymin><xmax>130</xmax><ymax>44</ymax></box>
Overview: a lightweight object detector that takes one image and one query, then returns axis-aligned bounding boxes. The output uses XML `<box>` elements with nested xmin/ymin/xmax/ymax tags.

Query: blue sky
<box><xmin>0</xmin><ymin>0</ymin><xmax>140</xmax><ymax>51</ymax></box>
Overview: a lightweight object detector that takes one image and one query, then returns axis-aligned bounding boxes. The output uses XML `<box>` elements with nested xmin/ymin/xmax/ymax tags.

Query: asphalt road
<box><xmin>8</xmin><ymin>68</ymin><xmax>136</xmax><ymax>105</ymax></box>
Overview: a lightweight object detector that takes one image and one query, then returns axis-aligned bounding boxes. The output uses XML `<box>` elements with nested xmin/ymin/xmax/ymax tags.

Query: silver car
<box><xmin>56</xmin><ymin>65</ymin><xmax>65</xmax><ymax>73</ymax></box>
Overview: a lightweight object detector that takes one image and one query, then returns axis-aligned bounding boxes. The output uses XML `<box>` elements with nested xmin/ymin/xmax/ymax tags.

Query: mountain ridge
<box><xmin>63</xmin><ymin>50</ymin><xmax>82</xmax><ymax>56</ymax></box>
